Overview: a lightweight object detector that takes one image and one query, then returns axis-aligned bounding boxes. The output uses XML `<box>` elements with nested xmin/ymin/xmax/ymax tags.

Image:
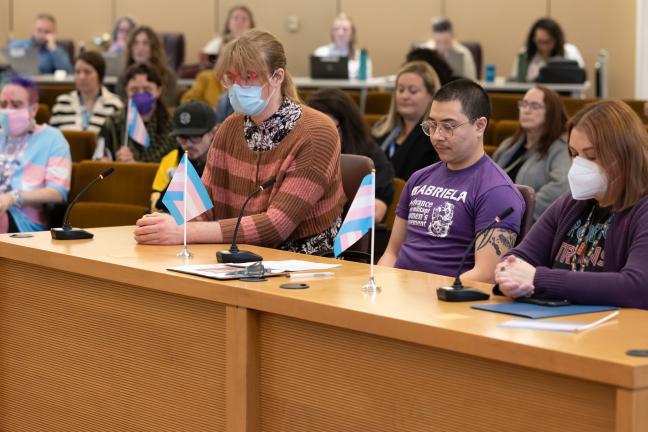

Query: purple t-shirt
<box><xmin>395</xmin><ymin>155</ymin><xmax>525</xmax><ymax>276</ymax></box>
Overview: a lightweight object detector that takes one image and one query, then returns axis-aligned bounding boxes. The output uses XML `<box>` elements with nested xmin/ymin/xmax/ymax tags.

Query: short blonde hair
<box><xmin>215</xmin><ymin>29</ymin><xmax>299</xmax><ymax>101</ymax></box>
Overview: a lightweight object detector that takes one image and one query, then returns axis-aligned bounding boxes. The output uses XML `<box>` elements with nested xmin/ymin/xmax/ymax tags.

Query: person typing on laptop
<box><xmin>8</xmin><ymin>13</ymin><xmax>72</xmax><ymax>74</ymax></box>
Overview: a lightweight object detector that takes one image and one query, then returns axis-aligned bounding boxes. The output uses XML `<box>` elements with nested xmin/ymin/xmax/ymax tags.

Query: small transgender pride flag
<box><xmin>162</xmin><ymin>153</ymin><xmax>213</xmax><ymax>225</ymax></box>
<box><xmin>333</xmin><ymin>172</ymin><xmax>374</xmax><ymax>257</ymax></box>
<box><xmin>127</xmin><ymin>98</ymin><xmax>150</xmax><ymax>148</ymax></box>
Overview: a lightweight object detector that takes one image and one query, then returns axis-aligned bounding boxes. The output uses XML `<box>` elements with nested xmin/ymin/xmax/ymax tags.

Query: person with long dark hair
<box><xmin>307</xmin><ymin>88</ymin><xmax>395</xmax><ymax>222</ymax></box>
<box><xmin>492</xmin><ymin>86</ymin><xmax>571</xmax><ymax>220</ymax></box>
<box><xmin>511</xmin><ymin>17</ymin><xmax>584</xmax><ymax>82</ymax></box>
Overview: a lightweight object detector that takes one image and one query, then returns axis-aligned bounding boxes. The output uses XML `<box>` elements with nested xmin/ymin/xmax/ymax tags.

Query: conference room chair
<box><xmin>561</xmin><ymin>97</ymin><xmax>596</xmax><ymax>117</ymax></box>
<box><xmin>67</xmin><ymin>160</ymin><xmax>158</xmax><ymax>228</ymax></box>
<box><xmin>161</xmin><ymin>32</ymin><xmax>186</xmax><ymax>71</ymax></box>
<box><xmin>62</xmin><ymin>130</ymin><xmax>96</xmax><ymax>162</ymax></box>
<box><xmin>57</xmin><ymin>39</ymin><xmax>75</xmax><ymax>65</ymax></box>
<box><xmin>363</xmin><ymin>113</ymin><xmax>383</xmax><ymax>127</ymax></box>
<box><xmin>365</xmin><ymin>91</ymin><xmax>391</xmax><ymax>115</ymax></box>
<box><xmin>493</xmin><ymin>119</ymin><xmax>519</xmax><ymax>148</ymax></box>
<box><xmin>622</xmin><ymin>99</ymin><xmax>647</xmax><ymax>121</ymax></box>
<box><xmin>460</xmin><ymin>40</ymin><xmax>483</xmax><ymax>79</ymax></box>
<box><xmin>35</xmin><ymin>103</ymin><xmax>51</xmax><ymax>124</ymax></box>
<box><xmin>515</xmin><ymin>184</ymin><xmax>536</xmax><ymax>243</ymax></box>
<box><xmin>39</xmin><ymin>83</ymin><xmax>75</xmax><ymax>110</ymax></box>
<box><xmin>490</xmin><ymin>93</ymin><xmax>521</xmax><ymax>121</ymax></box>
<box><xmin>483</xmin><ymin>120</ymin><xmax>496</xmax><ymax>154</ymax></box>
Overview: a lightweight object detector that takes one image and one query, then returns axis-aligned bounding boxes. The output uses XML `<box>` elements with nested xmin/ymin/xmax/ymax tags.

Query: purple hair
<box><xmin>8</xmin><ymin>76</ymin><xmax>39</xmax><ymax>105</ymax></box>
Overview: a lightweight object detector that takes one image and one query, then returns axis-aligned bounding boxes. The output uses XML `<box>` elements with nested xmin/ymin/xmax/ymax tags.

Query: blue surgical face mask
<box><xmin>228</xmin><ymin>72</ymin><xmax>278</xmax><ymax>116</ymax></box>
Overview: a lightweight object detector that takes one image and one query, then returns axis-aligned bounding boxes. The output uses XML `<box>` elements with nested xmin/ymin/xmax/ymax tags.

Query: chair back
<box><xmin>36</xmin><ymin>104</ymin><xmax>51</xmax><ymax>124</ymax></box>
<box><xmin>460</xmin><ymin>41</ymin><xmax>483</xmax><ymax>79</ymax></box>
<box><xmin>161</xmin><ymin>32</ymin><xmax>186</xmax><ymax>71</ymax></box>
<box><xmin>57</xmin><ymin>39</ymin><xmax>75</xmax><ymax>64</ymax></box>
<box><xmin>340</xmin><ymin>154</ymin><xmax>374</xmax><ymax>255</ymax></box>
<box><xmin>515</xmin><ymin>184</ymin><xmax>536</xmax><ymax>243</ymax></box>
<box><xmin>62</xmin><ymin>130</ymin><xmax>96</xmax><ymax>162</ymax></box>
<box><xmin>383</xmin><ymin>177</ymin><xmax>406</xmax><ymax>230</ymax></box>
<box><xmin>493</xmin><ymin>120</ymin><xmax>519</xmax><ymax>148</ymax></box>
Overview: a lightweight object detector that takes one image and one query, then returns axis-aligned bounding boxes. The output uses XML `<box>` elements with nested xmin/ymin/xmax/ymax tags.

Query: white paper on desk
<box><xmin>230</xmin><ymin>260</ymin><xmax>341</xmax><ymax>272</ymax></box>
<box><xmin>499</xmin><ymin>311</ymin><xmax>619</xmax><ymax>333</ymax></box>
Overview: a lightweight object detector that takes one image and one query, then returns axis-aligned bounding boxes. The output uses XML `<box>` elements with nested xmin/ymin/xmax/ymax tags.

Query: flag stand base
<box><xmin>362</xmin><ymin>277</ymin><xmax>381</xmax><ymax>293</ymax></box>
<box><xmin>177</xmin><ymin>246</ymin><xmax>193</xmax><ymax>260</ymax></box>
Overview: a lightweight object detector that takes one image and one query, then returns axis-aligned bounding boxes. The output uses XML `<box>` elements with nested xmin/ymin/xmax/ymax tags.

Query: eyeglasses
<box><xmin>517</xmin><ymin>100</ymin><xmax>545</xmax><ymax>111</ymax></box>
<box><xmin>420</xmin><ymin>120</ymin><xmax>470</xmax><ymax>138</ymax></box>
<box><xmin>177</xmin><ymin>136</ymin><xmax>203</xmax><ymax>144</ymax></box>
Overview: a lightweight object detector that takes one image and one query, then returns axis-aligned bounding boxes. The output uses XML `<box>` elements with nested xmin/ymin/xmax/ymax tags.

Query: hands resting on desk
<box><xmin>494</xmin><ymin>255</ymin><xmax>536</xmax><ymax>298</ymax></box>
<box><xmin>134</xmin><ymin>213</ymin><xmax>184</xmax><ymax>244</ymax></box>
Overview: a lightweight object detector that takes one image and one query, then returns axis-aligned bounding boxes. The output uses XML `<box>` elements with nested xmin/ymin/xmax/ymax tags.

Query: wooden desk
<box><xmin>1</xmin><ymin>226</ymin><xmax>646</xmax><ymax>432</ymax></box>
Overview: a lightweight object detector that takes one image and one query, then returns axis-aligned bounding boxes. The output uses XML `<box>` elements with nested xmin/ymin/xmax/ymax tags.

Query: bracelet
<box><xmin>9</xmin><ymin>190</ymin><xmax>23</xmax><ymax>208</ymax></box>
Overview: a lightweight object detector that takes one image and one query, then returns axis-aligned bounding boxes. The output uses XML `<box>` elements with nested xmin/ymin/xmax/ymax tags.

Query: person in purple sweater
<box><xmin>495</xmin><ymin>100</ymin><xmax>648</xmax><ymax>309</ymax></box>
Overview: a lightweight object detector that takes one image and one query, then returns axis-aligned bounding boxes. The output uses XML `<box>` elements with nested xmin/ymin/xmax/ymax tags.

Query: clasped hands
<box><xmin>494</xmin><ymin>255</ymin><xmax>537</xmax><ymax>298</ymax></box>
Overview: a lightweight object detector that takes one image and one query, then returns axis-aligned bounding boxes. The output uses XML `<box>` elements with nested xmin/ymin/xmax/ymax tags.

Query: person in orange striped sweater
<box><xmin>134</xmin><ymin>30</ymin><xmax>346</xmax><ymax>255</ymax></box>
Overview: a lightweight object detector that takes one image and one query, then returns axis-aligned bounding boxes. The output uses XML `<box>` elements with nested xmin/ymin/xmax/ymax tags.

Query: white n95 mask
<box><xmin>567</xmin><ymin>156</ymin><xmax>608</xmax><ymax>200</ymax></box>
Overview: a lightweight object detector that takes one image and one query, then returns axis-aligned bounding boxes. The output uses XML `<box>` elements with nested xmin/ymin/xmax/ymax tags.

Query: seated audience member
<box><xmin>180</xmin><ymin>63</ymin><xmax>223</xmax><ymax>107</ymax></box>
<box><xmin>378</xmin><ymin>79</ymin><xmax>525</xmax><ymax>282</ymax></box>
<box><xmin>214</xmin><ymin>91</ymin><xmax>234</xmax><ymax>123</ymax></box>
<box><xmin>108</xmin><ymin>16</ymin><xmax>137</xmax><ymax>54</ymax></box>
<box><xmin>511</xmin><ymin>17</ymin><xmax>584</xmax><ymax>82</ymax></box>
<box><xmin>115</xmin><ymin>26</ymin><xmax>178</xmax><ymax>106</ymax></box>
<box><xmin>418</xmin><ymin>17</ymin><xmax>477</xmax><ymax>80</ymax></box>
<box><xmin>0</xmin><ymin>76</ymin><xmax>71</xmax><ymax>233</ymax></box>
<box><xmin>372</xmin><ymin>61</ymin><xmax>441</xmax><ymax>180</ymax></box>
<box><xmin>134</xmin><ymin>30</ymin><xmax>345</xmax><ymax>255</ymax></box>
<box><xmin>49</xmin><ymin>51</ymin><xmax>123</xmax><ymax>134</ymax></box>
<box><xmin>495</xmin><ymin>101</ymin><xmax>648</xmax><ymax>309</ymax></box>
<box><xmin>493</xmin><ymin>86</ymin><xmax>571</xmax><ymax>220</ymax></box>
<box><xmin>307</xmin><ymin>88</ymin><xmax>395</xmax><ymax>223</ymax></box>
<box><xmin>8</xmin><ymin>13</ymin><xmax>72</xmax><ymax>74</ymax></box>
<box><xmin>100</xmin><ymin>62</ymin><xmax>175</xmax><ymax>163</ymax></box>
<box><xmin>151</xmin><ymin>101</ymin><xmax>215</xmax><ymax>212</ymax></box>
<box><xmin>313</xmin><ymin>13</ymin><xmax>372</xmax><ymax>79</ymax></box>
<box><xmin>202</xmin><ymin>5</ymin><xmax>255</xmax><ymax>62</ymax></box>
<box><xmin>406</xmin><ymin>47</ymin><xmax>455</xmax><ymax>85</ymax></box>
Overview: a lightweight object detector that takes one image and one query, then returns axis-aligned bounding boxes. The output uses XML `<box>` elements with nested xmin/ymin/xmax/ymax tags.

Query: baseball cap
<box><xmin>170</xmin><ymin>101</ymin><xmax>216</xmax><ymax>137</ymax></box>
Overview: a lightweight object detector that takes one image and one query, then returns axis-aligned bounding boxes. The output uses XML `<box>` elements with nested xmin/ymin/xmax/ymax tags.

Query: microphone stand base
<box><xmin>216</xmin><ymin>249</ymin><xmax>263</xmax><ymax>263</ymax></box>
<box><xmin>437</xmin><ymin>286</ymin><xmax>490</xmax><ymax>302</ymax></box>
<box><xmin>50</xmin><ymin>227</ymin><xmax>94</xmax><ymax>240</ymax></box>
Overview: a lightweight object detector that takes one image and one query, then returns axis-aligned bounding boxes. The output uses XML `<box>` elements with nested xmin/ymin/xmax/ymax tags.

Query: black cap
<box><xmin>170</xmin><ymin>101</ymin><xmax>216</xmax><ymax>137</ymax></box>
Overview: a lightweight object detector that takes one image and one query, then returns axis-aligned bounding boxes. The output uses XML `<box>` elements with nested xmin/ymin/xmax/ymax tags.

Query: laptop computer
<box><xmin>1</xmin><ymin>46</ymin><xmax>40</xmax><ymax>76</ymax></box>
<box><xmin>444</xmin><ymin>50</ymin><xmax>465</xmax><ymax>77</ymax></box>
<box><xmin>102</xmin><ymin>52</ymin><xmax>126</xmax><ymax>77</ymax></box>
<box><xmin>310</xmin><ymin>55</ymin><xmax>349</xmax><ymax>79</ymax></box>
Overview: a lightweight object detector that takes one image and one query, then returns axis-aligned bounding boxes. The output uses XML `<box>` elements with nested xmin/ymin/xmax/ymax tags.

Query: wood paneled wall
<box><xmin>0</xmin><ymin>0</ymin><xmax>637</xmax><ymax>98</ymax></box>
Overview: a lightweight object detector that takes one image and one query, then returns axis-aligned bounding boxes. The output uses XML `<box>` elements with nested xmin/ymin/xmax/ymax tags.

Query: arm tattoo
<box><xmin>476</xmin><ymin>229</ymin><xmax>517</xmax><ymax>256</ymax></box>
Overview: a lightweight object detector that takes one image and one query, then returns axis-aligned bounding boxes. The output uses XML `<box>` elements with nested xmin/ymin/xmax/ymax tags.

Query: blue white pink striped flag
<box><xmin>333</xmin><ymin>172</ymin><xmax>374</xmax><ymax>257</ymax></box>
<box><xmin>162</xmin><ymin>153</ymin><xmax>213</xmax><ymax>225</ymax></box>
<box><xmin>127</xmin><ymin>98</ymin><xmax>150</xmax><ymax>148</ymax></box>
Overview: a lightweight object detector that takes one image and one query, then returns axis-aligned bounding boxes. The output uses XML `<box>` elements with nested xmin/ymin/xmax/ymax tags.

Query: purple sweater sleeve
<box><xmin>509</xmin><ymin>196</ymin><xmax>648</xmax><ymax>309</ymax></box>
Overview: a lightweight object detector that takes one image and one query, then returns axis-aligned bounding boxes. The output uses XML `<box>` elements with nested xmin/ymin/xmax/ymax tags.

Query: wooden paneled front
<box><xmin>0</xmin><ymin>259</ymin><xmax>227</xmax><ymax>432</ymax></box>
<box><xmin>258</xmin><ymin>313</ymin><xmax>615</xmax><ymax>432</ymax></box>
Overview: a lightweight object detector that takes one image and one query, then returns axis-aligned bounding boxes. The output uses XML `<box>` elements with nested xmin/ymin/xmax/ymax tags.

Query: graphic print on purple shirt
<box><xmin>394</xmin><ymin>155</ymin><xmax>525</xmax><ymax>276</ymax></box>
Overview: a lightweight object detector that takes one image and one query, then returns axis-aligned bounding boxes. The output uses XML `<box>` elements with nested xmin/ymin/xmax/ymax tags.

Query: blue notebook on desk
<box><xmin>472</xmin><ymin>303</ymin><xmax>618</xmax><ymax>319</ymax></box>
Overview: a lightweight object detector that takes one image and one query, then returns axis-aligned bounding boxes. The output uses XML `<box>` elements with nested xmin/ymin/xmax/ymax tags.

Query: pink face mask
<box><xmin>0</xmin><ymin>108</ymin><xmax>33</xmax><ymax>137</ymax></box>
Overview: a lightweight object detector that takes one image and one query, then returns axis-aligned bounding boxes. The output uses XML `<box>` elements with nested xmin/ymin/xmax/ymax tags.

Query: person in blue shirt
<box><xmin>8</xmin><ymin>13</ymin><xmax>73</xmax><ymax>74</ymax></box>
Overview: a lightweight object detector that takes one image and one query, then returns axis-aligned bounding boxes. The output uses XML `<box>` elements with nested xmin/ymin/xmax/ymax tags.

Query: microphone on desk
<box><xmin>50</xmin><ymin>168</ymin><xmax>115</xmax><ymax>240</ymax></box>
<box><xmin>437</xmin><ymin>207</ymin><xmax>514</xmax><ymax>302</ymax></box>
<box><xmin>216</xmin><ymin>177</ymin><xmax>276</xmax><ymax>263</ymax></box>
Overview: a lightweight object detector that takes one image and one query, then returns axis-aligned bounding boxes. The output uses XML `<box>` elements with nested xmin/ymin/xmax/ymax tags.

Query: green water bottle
<box><xmin>358</xmin><ymin>49</ymin><xmax>368</xmax><ymax>81</ymax></box>
<box><xmin>516</xmin><ymin>52</ymin><xmax>528</xmax><ymax>83</ymax></box>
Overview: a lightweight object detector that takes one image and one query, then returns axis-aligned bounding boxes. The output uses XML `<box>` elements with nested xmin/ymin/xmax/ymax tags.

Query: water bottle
<box><xmin>516</xmin><ymin>52</ymin><xmax>528</xmax><ymax>83</ymax></box>
<box><xmin>485</xmin><ymin>64</ymin><xmax>496</xmax><ymax>83</ymax></box>
<box><xmin>358</xmin><ymin>49</ymin><xmax>368</xmax><ymax>81</ymax></box>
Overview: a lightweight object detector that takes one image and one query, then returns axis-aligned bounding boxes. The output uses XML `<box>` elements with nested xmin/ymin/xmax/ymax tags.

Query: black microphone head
<box><xmin>496</xmin><ymin>207</ymin><xmax>514</xmax><ymax>222</ymax></box>
<box><xmin>260</xmin><ymin>177</ymin><xmax>276</xmax><ymax>189</ymax></box>
<box><xmin>100</xmin><ymin>167</ymin><xmax>115</xmax><ymax>178</ymax></box>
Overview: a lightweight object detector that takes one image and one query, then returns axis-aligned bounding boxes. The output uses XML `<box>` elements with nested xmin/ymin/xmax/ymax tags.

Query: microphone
<box><xmin>437</xmin><ymin>207</ymin><xmax>514</xmax><ymax>302</ymax></box>
<box><xmin>216</xmin><ymin>177</ymin><xmax>276</xmax><ymax>263</ymax></box>
<box><xmin>50</xmin><ymin>168</ymin><xmax>115</xmax><ymax>240</ymax></box>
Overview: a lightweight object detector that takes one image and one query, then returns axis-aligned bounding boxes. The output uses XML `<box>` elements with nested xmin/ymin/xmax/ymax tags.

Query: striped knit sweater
<box><xmin>199</xmin><ymin>105</ymin><xmax>346</xmax><ymax>247</ymax></box>
<box><xmin>49</xmin><ymin>87</ymin><xmax>123</xmax><ymax>134</ymax></box>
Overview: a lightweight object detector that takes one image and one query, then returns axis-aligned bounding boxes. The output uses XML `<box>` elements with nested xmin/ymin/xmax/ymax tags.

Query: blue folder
<box><xmin>472</xmin><ymin>302</ymin><xmax>618</xmax><ymax>319</ymax></box>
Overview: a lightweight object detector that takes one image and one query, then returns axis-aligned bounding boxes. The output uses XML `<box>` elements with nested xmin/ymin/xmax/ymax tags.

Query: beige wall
<box><xmin>0</xmin><ymin>0</ymin><xmax>638</xmax><ymax>98</ymax></box>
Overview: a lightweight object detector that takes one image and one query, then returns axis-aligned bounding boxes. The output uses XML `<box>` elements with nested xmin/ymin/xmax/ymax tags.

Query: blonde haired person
<box><xmin>135</xmin><ymin>30</ymin><xmax>345</xmax><ymax>256</ymax></box>
<box><xmin>495</xmin><ymin>101</ymin><xmax>648</xmax><ymax>309</ymax></box>
<box><xmin>313</xmin><ymin>13</ymin><xmax>372</xmax><ymax>79</ymax></box>
<box><xmin>373</xmin><ymin>61</ymin><xmax>441</xmax><ymax>180</ymax></box>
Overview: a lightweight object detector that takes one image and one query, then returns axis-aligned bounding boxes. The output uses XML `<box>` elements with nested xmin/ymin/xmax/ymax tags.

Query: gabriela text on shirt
<box><xmin>407</xmin><ymin>185</ymin><xmax>467</xmax><ymax>238</ymax></box>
